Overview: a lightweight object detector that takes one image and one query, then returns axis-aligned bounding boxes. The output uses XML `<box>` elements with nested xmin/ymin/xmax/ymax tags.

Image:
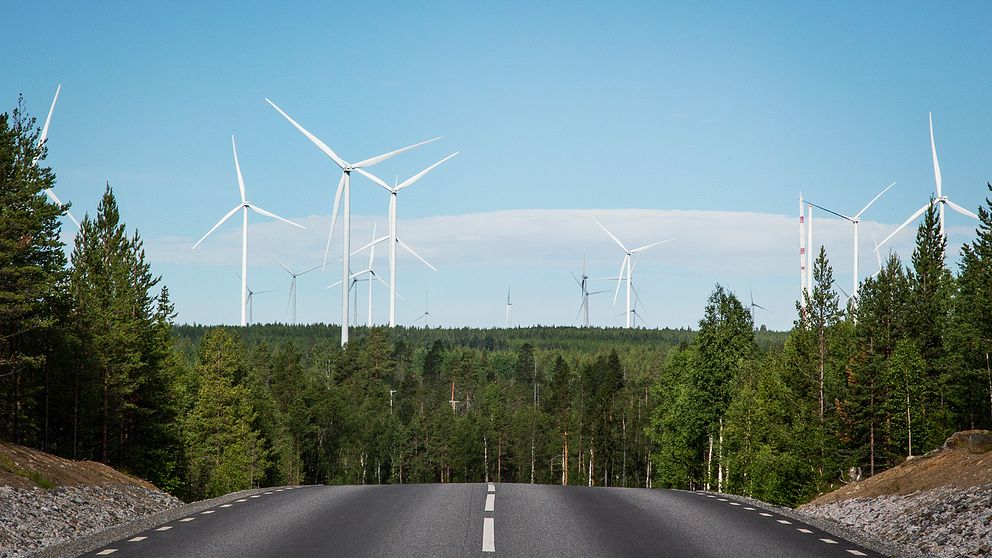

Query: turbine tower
<box><xmin>266</xmin><ymin>98</ymin><xmax>439</xmax><ymax>346</ymax></box>
<box><xmin>878</xmin><ymin>113</ymin><xmax>978</xmax><ymax>252</ymax></box>
<box><xmin>799</xmin><ymin>193</ymin><xmax>807</xmax><ymax>309</ymax></box>
<box><xmin>805</xmin><ymin>181</ymin><xmax>895</xmax><ymax>301</ymax></box>
<box><xmin>355</xmin><ymin>152</ymin><xmax>455</xmax><ymax>327</ymax></box>
<box><xmin>594</xmin><ymin>218</ymin><xmax>674</xmax><ymax>328</ymax></box>
<box><xmin>33</xmin><ymin>84</ymin><xmax>80</xmax><ymax>229</ymax></box>
<box><xmin>246</xmin><ymin>286</ymin><xmax>275</xmax><ymax>325</ymax></box>
<box><xmin>192</xmin><ymin>136</ymin><xmax>304</xmax><ymax>326</ymax></box>
<box><xmin>505</xmin><ymin>286</ymin><xmax>512</xmax><ymax>328</ymax></box>
<box><xmin>573</xmin><ymin>254</ymin><xmax>608</xmax><ymax>327</ymax></box>
<box><xmin>274</xmin><ymin>257</ymin><xmax>319</xmax><ymax>325</ymax></box>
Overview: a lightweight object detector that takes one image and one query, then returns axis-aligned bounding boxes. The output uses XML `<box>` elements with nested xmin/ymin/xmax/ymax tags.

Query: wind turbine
<box><xmin>412</xmin><ymin>291</ymin><xmax>432</xmax><ymax>327</ymax></box>
<box><xmin>351</xmin><ymin>223</ymin><xmax>394</xmax><ymax>326</ymax></box>
<box><xmin>246</xmin><ymin>286</ymin><xmax>275</xmax><ymax>325</ymax></box>
<box><xmin>273</xmin><ymin>257</ymin><xmax>319</xmax><ymax>325</ymax></box>
<box><xmin>266</xmin><ymin>98</ymin><xmax>439</xmax><ymax>346</ymax></box>
<box><xmin>505</xmin><ymin>286</ymin><xmax>512</xmax><ymax>328</ymax></box>
<box><xmin>878</xmin><ymin>113</ymin><xmax>978</xmax><ymax>252</ymax></box>
<box><xmin>805</xmin><ymin>181</ymin><xmax>895</xmax><ymax>300</ymax></box>
<box><xmin>573</xmin><ymin>254</ymin><xmax>609</xmax><ymax>327</ymax></box>
<box><xmin>192</xmin><ymin>136</ymin><xmax>305</xmax><ymax>326</ymax></box>
<box><xmin>594</xmin><ymin>218</ymin><xmax>674</xmax><ymax>328</ymax></box>
<box><xmin>357</xmin><ymin>153</ymin><xmax>456</xmax><ymax>327</ymax></box>
<box><xmin>33</xmin><ymin>84</ymin><xmax>80</xmax><ymax>229</ymax></box>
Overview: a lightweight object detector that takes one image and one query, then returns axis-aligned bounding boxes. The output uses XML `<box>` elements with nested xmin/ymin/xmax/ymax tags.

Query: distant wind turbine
<box><xmin>505</xmin><ymin>286</ymin><xmax>512</xmax><ymax>327</ymax></box>
<box><xmin>273</xmin><ymin>257</ymin><xmax>319</xmax><ymax>325</ymax></box>
<box><xmin>192</xmin><ymin>136</ymin><xmax>304</xmax><ymax>326</ymax></box>
<box><xmin>246</xmin><ymin>286</ymin><xmax>275</xmax><ymax>325</ymax></box>
<box><xmin>351</xmin><ymin>223</ymin><xmax>395</xmax><ymax>326</ymax></box>
<box><xmin>878</xmin><ymin>113</ymin><xmax>978</xmax><ymax>252</ymax></box>
<box><xmin>805</xmin><ymin>181</ymin><xmax>895</xmax><ymax>301</ymax></box>
<box><xmin>358</xmin><ymin>154</ymin><xmax>456</xmax><ymax>327</ymax></box>
<box><xmin>33</xmin><ymin>84</ymin><xmax>80</xmax><ymax>229</ymax></box>
<box><xmin>594</xmin><ymin>218</ymin><xmax>674</xmax><ymax>328</ymax></box>
<box><xmin>266</xmin><ymin>98</ymin><xmax>439</xmax><ymax>346</ymax></box>
<box><xmin>573</xmin><ymin>254</ymin><xmax>608</xmax><ymax>327</ymax></box>
<box><xmin>412</xmin><ymin>291</ymin><xmax>432</xmax><ymax>327</ymax></box>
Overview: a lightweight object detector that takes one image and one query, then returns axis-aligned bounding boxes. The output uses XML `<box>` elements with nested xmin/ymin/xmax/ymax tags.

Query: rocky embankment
<box><xmin>0</xmin><ymin>484</ymin><xmax>181</xmax><ymax>558</ymax></box>
<box><xmin>800</xmin><ymin>430</ymin><xmax>992</xmax><ymax>558</ymax></box>
<box><xmin>0</xmin><ymin>441</ymin><xmax>182</xmax><ymax>558</ymax></box>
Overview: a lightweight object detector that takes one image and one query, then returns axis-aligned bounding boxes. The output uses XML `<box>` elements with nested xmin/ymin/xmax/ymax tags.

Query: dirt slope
<box><xmin>0</xmin><ymin>441</ymin><xmax>156</xmax><ymax>490</ymax></box>
<box><xmin>808</xmin><ymin>430</ymin><xmax>992</xmax><ymax>505</ymax></box>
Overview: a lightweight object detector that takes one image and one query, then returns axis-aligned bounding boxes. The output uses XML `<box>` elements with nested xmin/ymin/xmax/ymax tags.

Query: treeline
<box><xmin>3</xmin><ymin>97</ymin><xmax>991</xmax><ymax>507</ymax></box>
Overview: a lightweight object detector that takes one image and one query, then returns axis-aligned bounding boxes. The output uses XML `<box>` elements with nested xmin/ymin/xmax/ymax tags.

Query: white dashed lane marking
<box><xmin>820</xmin><ymin>538</ymin><xmax>838</xmax><ymax>544</ymax></box>
<box><xmin>127</xmin><ymin>536</ymin><xmax>147</xmax><ymax>542</ymax></box>
<box><xmin>179</xmin><ymin>517</ymin><xmax>195</xmax><ymax>522</ymax></box>
<box><xmin>95</xmin><ymin>550</ymin><xmax>117</xmax><ymax>555</ymax></box>
<box><xmin>487</xmin><ymin>483</ymin><xmax>495</xmax><ymax>493</ymax></box>
<box><xmin>729</xmin><ymin>502</ymin><xmax>740</xmax><ymax>506</ymax></box>
<box><xmin>797</xmin><ymin>528</ymin><xmax>813</xmax><ymax>534</ymax></box>
<box><xmin>236</xmin><ymin>498</ymin><xmax>247</xmax><ymax>502</ymax></box>
<box><xmin>846</xmin><ymin>551</ymin><xmax>867</xmax><ymax>556</ymax></box>
<box><xmin>155</xmin><ymin>526</ymin><xmax>172</xmax><ymax>531</ymax></box>
<box><xmin>220</xmin><ymin>504</ymin><xmax>232</xmax><ymax>508</ymax></box>
<box><xmin>482</xmin><ymin>517</ymin><xmax>495</xmax><ymax>552</ymax></box>
<box><xmin>759</xmin><ymin>512</ymin><xmax>773</xmax><ymax>517</ymax></box>
<box><xmin>776</xmin><ymin>519</ymin><xmax>792</xmax><ymax>525</ymax></box>
<box><xmin>744</xmin><ymin>507</ymin><xmax>755</xmax><ymax>510</ymax></box>
<box><xmin>250</xmin><ymin>495</ymin><xmax>260</xmax><ymax>498</ymax></box>
<box><xmin>485</xmin><ymin>493</ymin><xmax>495</xmax><ymax>512</ymax></box>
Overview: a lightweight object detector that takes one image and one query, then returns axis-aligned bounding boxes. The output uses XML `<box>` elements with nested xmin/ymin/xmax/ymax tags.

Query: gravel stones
<box><xmin>801</xmin><ymin>483</ymin><xmax>992</xmax><ymax>558</ymax></box>
<box><xmin>0</xmin><ymin>484</ymin><xmax>181</xmax><ymax>558</ymax></box>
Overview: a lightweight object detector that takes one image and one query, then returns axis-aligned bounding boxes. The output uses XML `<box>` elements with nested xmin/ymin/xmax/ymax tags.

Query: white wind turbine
<box><xmin>273</xmin><ymin>257</ymin><xmax>319</xmax><ymax>325</ymax></box>
<box><xmin>878</xmin><ymin>113</ymin><xmax>978</xmax><ymax>252</ymax></box>
<box><xmin>33</xmin><ymin>84</ymin><xmax>80</xmax><ymax>229</ymax></box>
<box><xmin>192</xmin><ymin>136</ymin><xmax>304</xmax><ymax>327</ymax></box>
<box><xmin>573</xmin><ymin>255</ymin><xmax>609</xmax><ymax>327</ymax></box>
<box><xmin>351</xmin><ymin>223</ymin><xmax>395</xmax><ymax>327</ymax></box>
<box><xmin>805</xmin><ymin>181</ymin><xmax>895</xmax><ymax>301</ymax></box>
<box><xmin>357</xmin><ymin>153</ymin><xmax>456</xmax><ymax>327</ymax></box>
<box><xmin>412</xmin><ymin>291</ymin><xmax>432</xmax><ymax>326</ymax></box>
<box><xmin>246</xmin><ymin>285</ymin><xmax>275</xmax><ymax>325</ymax></box>
<box><xmin>505</xmin><ymin>286</ymin><xmax>512</xmax><ymax>327</ymax></box>
<box><xmin>594</xmin><ymin>218</ymin><xmax>674</xmax><ymax>328</ymax></box>
<box><xmin>266</xmin><ymin>98</ymin><xmax>439</xmax><ymax>346</ymax></box>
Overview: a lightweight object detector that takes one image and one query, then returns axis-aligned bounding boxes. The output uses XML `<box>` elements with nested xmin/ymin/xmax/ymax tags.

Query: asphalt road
<box><xmin>81</xmin><ymin>484</ymin><xmax>885</xmax><ymax>557</ymax></box>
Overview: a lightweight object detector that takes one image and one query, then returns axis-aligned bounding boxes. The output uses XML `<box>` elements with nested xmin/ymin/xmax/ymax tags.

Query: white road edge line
<box><xmin>485</xmin><ymin>493</ymin><xmax>495</xmax><ymax>512</ymax></box>
<box><xmin>127</xmin><ymin>536</ymin><xmax>147</xmax><ymax>542</ymax></box>
<box><xmin>482</xmin><ymin>517</ymin><xmax>495</xmax><ymax>552</ymax></box>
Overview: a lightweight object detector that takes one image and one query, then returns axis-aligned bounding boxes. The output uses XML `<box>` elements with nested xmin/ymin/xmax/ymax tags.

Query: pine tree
<box><xmin>0</xmin><ymin>97</ymin><xmax>69</xmax><ymax>445</ymax></box>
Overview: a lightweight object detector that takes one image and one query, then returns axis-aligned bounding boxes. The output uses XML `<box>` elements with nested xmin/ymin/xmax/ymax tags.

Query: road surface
<box><xmin>81</xmin><ymin>483</ymin><xmax>884</xmax><ymax>557</ymax></box>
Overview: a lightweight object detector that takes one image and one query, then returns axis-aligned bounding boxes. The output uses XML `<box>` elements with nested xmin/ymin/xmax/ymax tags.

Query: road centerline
<box><xmin>482</xmin><ymin>517</ymin><xmax>495</xmax><ymax>552</ymax></box>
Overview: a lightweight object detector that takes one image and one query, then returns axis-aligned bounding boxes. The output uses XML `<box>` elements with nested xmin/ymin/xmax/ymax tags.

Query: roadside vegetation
<box><xmin>3</xmin><ymin>97</ymin><xmax>991</xmax><ymax>506</ymax></box>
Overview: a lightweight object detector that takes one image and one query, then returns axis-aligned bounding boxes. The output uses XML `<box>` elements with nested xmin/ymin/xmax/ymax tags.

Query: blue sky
<box><xmin>5</xmin><ymin>1</ymin><xmax>991</xmax><ymax>330</ymax></box>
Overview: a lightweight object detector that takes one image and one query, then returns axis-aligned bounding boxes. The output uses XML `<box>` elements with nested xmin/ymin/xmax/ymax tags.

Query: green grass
<box><xmin>0</xmin><ymin>453</ymin><xmax>56</xmax><ymax>489</ymax></box>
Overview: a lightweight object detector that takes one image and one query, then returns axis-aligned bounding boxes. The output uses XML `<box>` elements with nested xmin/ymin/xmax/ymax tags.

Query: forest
<box><xmin>3</xmin><ymin>96</ymin><xmax>992</xmax><ymax>506</ymax></box>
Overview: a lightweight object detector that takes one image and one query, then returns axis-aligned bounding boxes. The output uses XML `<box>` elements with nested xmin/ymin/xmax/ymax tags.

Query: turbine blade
<box><xmin>44</xmin><ymin>188</ymin><xmax>80</xmax><ymax>228</ymax></box>
<box><xmin>612</xmin><ymin>255</ymin><xmax>627</xmax><ymax>306</ymax></box>
<box><xmin>930</xmin><ymin>112</ymin><xmax>942</xmax><ymax>198</ymax></box>
<box><xmin>324</xmin><ymin>173</ymin><xmax>346</xmax><ymax>270</ymax></box>
<box><xmin>398</xmin><ymin>238</ymin><xmax>437</xmax><ymax>271</ymax></box>
<box><xmin>944</xmin><ymin>199</ymin><xmax>979</xmax><ymax>220</ymax></box>
<box><xmin>298</xmin><ymin>264</ymin><xmax>321</xmax><ymax>276</ymax></box>
<box><xmin>248</xmin><ymin>204</ymin><xmax>305</xmax><ymax>229</ymax></box>
<box><xmin>326</xmin><ymin>280</ymin><xmax>344</xmax><ymax>289</ymax></box>
<box><xmin>854</xmin><ymin>181</ymin><xmax>896</xmax><ymax>219</ymax></box>
<box><xmin>231</xmin><ymin>135</ymin><xmax>246</xmax><ymax>203</ymax></box>
<box><xmin>192</xmin><ymin>205</ymin><xmax>242</xmax><ymax>249</ymax></box>
<box><xmin>396</xmin><ymin>152</ymin><xmax>458</xmax><ymax>191</ymax></box>
<box><xmin>265</xmin><ymin>98</ymin><xmax>348</xmax><ymax>169</ymax></box>
<box><xmin>354</xmin><ymin>167</ymin><xmax>393</xmax><ymax>192</ymax></box>
<box><xmin>806</xmin><ymin>201</ymin><xmax>853</xmax><ymax>221</ymax></box>
<box><xmin>351</xmin><ymin>235</ymin><xmax>390</xmax><ymax>257</ymax></box>
<box><xmin>353</xmin><ymin>137</ymin><xmax>442</xmax><ymax>168</ymax></box>
<box><xmin>593</xmin><ymin>218</ymin><xmax>628</xmax><ymax>252</ymax></box>
<box><xmin>39</xmin><ymin>84</ymin><xmax>61</xmax><ymax>148</ymax></box>
<box><xmin>631</xmin><ymin>238</ymin><xmax>675</xmax><ymax>253</ymax></box>
<box><xmin>877</xmin><ymin>203</ymin><xmax>930</xmax><ymax>250</ymax></box>
<box><xmin>588</xmin><ymin>290</ymin><xmax>610</xmax><ymax>295</ymax></box>
<box><xmin>272</xmin><ymin>256</ymin><xmax>293</xmax><ymax>274</ymax></box>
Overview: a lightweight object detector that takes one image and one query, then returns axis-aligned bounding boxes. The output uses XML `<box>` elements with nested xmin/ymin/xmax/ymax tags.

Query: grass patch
<box><xmin>0</xmin><ymin>453</ymin><xmax>56</xmax><ymax>489</ymax></box>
